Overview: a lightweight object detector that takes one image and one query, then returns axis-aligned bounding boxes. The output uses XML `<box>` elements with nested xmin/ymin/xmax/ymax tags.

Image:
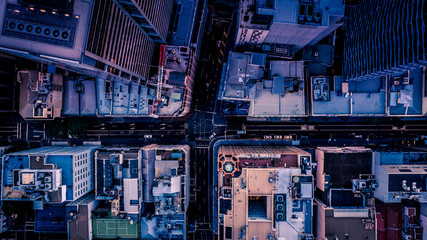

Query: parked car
<box><xmin>264</xmin><ymin>135</ymin><xmax>272</xmax><ymax>139</ymax></box>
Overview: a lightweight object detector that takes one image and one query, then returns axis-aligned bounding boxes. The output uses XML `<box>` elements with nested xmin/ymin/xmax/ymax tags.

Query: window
<box><xmin>225</xmin><ymin>227</ymin><xmax>232</xmax><ymax>239</ymax></box>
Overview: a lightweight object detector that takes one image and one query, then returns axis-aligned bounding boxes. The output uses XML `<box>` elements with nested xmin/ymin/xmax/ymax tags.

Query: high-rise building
<box><xmin>342</xmin><ymin>0</ymin><xmax>427</xmax><ymax>117</ymax></box>
<box><xmin>86</xmin><ymin>0</ymin><xmax>173</xmax><ymax>80</ymax></box>
<box><xmin>234</xmin><ymin>0</ymin><xmax>344</xmax><ymax>53</ymax></box>
<box><xmin>0</xmin><ymin>0</ymin><xmax>173</xmax><ymax>82</ymax></box>
<box><xmin>344</xmin><ymin>0</ymin><xmax>426</xmax><ymax>81</ymax></box>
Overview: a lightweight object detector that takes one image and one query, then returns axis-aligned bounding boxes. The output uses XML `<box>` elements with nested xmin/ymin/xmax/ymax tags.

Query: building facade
<box><xmin>344</xmin><ymin>0</ymin><xmax>427</xmax><ymax>81</ymax></box>
<box><xmin>0</xmin><ymin>0</ymin><xmax>173</xmax><ymax>81</ymax></box>
<box><xmin>235</xmin><ymin>0</ymin><xmax>344</xmax><ymax>53</ymax></box>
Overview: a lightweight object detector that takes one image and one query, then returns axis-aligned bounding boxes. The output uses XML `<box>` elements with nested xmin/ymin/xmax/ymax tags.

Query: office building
<box><xmin>315</xmin><ymin>192</ymin><xmax>376</xmax><ymax>240</ymax></box>
<box><xmin>219</xmin><ymin>51</ymin><xmax>306</xmax><ymax>118</ymax></box>
<box><xmin>315</xmin><ymin>146</ymin><xmax>373</xmax><ymax>191</ymax></box>
<box><xmin>66</xmin><ymin>193</ymin><xmax>100</xmax><ymax>240</ymax></box>
<box><xmin>235</xmin><ymin>0</ymin><xmax>344</xmax><ymax>53</ymax></box>
<box><xmin>0</xmin><ymin>0</ymin><xmax>173</xmax><ymax>81</ymax></box>
<box><xmin>376</xmin><ymin>204</ymin><xmax>424</xmax><ymax>240</ymax></box>
<box><xmin>311</xmin><ymin>71</ymin><xmax>427</xmax><ymax>117</ymax></box>
<box><xmin>17</xmin><ymin>70</ymin><xmax>63</xmax><ymax>120</ymax></box>
<box><xmin>1</xmin><ymin>146</ymin><xmax>98</xmax><ymax>202</ymax></box>
<box><xmin>0</xmin><ymin>145</ymin><xmax>98</xmax><ymax>236</ymax></box>
<box><xmin>343</xmin><ymin>0</ymin><xmax>427</xmax><ymax>117</ymax></box>
<box><xmin>92</xmin><ymin>147</ymin><xmax>141</xmax><ymax>239</ymax></box>
<box><xmin>344</xmin><ymin>0</ymin><xmax>426</xmax><ymax>81</ymax></box>
<box><xmin>311</xmin><ymin>76</ymin><xmax>387</xmax><ymax>116</ymax></box>
<box><xmin>216</xmin><ymin>145</ymin><xmax>314</xmax><ymax>240</ymax></box>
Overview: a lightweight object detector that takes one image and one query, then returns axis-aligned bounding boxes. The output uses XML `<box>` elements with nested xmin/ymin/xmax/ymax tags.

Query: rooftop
<box><xmin>96</xmin><ymin>78</ymin><xmax>153</xmax><ymax>116</ymax></box>
<box><xmin>218</xmin><ymin>144</ymin><xmax>313</xmax><ymax>239</ymax></box>
<box><xmin>238</xmin><ymin>0</ymin><xmax>344</xmax><ymax>28</ymax></box>
<box><xmin>312</xmin><ymin>66</ymin><xmax>427</xmax><ymax>117</ymax></box>
<box><xmin>157</xmin><ymin>45</ymin><xmax>196</xmax><ymax>116</ymax></box>
<box><xmin>220</xmin><ymin>51</ymin><xmax>305</xmax><ymax>117</ymax></box>
<box><xmin>0</xmin><ymin>0</ymin><xmax>92</xmax><ymax>62</ymax></box>
<box><xmin>312</xmin><ymin>76</ymin><xmax>387</xmax><ymax>116</ymax></box>
<box><xmin>63</xmin><ymin>77</ymin><xmax>96</xmax><ymax>116</ymax></box>
<box><xmin>388</xmin><ymin>67</ymin><xmax>426</xmax><ymax>116</ymax></box>
<box><xmin>18</xmin><ymin>71</ymin><xmax>63</xmax><ymax>120</ymax></box>
<box><xmin>168</xmin><ymin>0</ymin><xmax>198</xmax><ymax>47</ymax></box>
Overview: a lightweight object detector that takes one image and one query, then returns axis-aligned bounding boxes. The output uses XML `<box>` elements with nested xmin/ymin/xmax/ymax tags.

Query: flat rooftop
<box><xmin>312</xmin><ymin>76</ymin><xmax>386</xmax><ymax>116</ymax></box>
<box><xmin>220</xmin><ymin>52</ymin><xmax>306</xmax><ymax>117</ymax></box>
<box><xmin>388</xmin><ymin>66</ymin><xmax>425</xmax><ymax>116</ymax></box>
<box><xmin>239</xmin><ymin>0</ymin><xmax>344</xmax><ymax>28</ymax></box>
<box><xmin>169</xmin><ymin>0</ymin><xmax>198</xmax><ymax>47</ymax></box>
<box><xmin>0</xmin><ymin>0</ymin><xmax>92</xmax><ymax>62</ymax></box>
<box><xmin>18</xmin><ymin>71</ymin><xmax>63</xmax><ymax>120</ymax></box>
<box><xmin>92</xmin><ymin>216</ymin><xmax>139</xmax><ymax>239</ymax></box>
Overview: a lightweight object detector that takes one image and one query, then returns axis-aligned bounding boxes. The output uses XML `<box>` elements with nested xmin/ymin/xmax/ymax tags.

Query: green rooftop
<box><xmin>92</xmin><ymin>217</ymin><xmax>139</xmax><ymax>239</ymax></box>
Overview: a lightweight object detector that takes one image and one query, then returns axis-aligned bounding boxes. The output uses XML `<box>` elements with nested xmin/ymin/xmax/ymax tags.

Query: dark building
<box><xmin>315</xmin><ymin>147</ymin><xmax>373</xmax><ymax>190</ymax></box>
<box><xmin>344</xmin><ymin>0</ymin><xmax>427</xmax><ymax>81</ymax></box>
<box><xmin>86</xmin><ymin>0</ymin><xmax>173</xmax><ymax>80</ymax></box>
<box><xmin>315</xmin><ymin>147</ymin><xmax>376</xmax><ymax>240</ymax></box>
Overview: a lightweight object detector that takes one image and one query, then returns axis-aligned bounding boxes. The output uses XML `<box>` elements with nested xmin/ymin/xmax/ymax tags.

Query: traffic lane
<box><xmin>196</xmin><ymin>21</ymin><xmax>230</xmax><ymax>112</ymax></box>
<box><xmin>88</xmin><ymin>122</ymin><xmax>185</xmax><ymax>131</ymax></box>
<box><xmin>195</xmin><ymin>147</ymin><xmax>211</xmax><ymax>223</ymax></box>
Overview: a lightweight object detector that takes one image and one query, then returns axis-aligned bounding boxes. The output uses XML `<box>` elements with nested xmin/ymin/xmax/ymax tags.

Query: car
<box><xmin>144</xmin><ymin>135</ymin><xmax>152</xmax><ymax>139</ymax></box>
<box><xmin>274</xmin><ymin>135</ymin><xmax>282</xmax><ymax>139</ymax></box>
<box><xmin>264</xmin><ymin>135</ymin><xmax>272</xmax><ymax>139</ymax></box>
<box><xmin>354</xmin><ymin>135</ymin><xmax>363</xmax><ymax>139</ymax></box>
<box><xmin>283</xmin><ymin>135</ymin><xmax>292</xmax><ymax>140</ymax></box>
<box><xmin>209</xmin><ymin>132</ymin><xmax>217</xmax><ymax>140</ymax></box>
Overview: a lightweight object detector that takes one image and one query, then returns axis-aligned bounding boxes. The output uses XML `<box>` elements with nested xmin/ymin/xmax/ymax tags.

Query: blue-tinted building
<box><xmin>1</xmin><ymin>146</ymin><xmax>98</xmax><ymax>203</ymax></box>
<box><xmin>342</xmin><ymin>0</ymin><xmax>427</xmax><ymax>117</ymax></box>
<box><xmin>344</xmin><ymin>0</ymin><xmax>426</xmax><ymax>81</ymax></box>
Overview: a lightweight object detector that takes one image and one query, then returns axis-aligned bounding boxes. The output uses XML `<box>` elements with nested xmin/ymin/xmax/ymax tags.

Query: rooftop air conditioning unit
<box><xmin>275</xmin><ymin>194</ymin><xmax>284</xmax><ymax>203</ymax></box>
<box><xmin>45</xmin><ymin>176</ymin><xmax>52</xmax><ymax>183</ymax></box>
